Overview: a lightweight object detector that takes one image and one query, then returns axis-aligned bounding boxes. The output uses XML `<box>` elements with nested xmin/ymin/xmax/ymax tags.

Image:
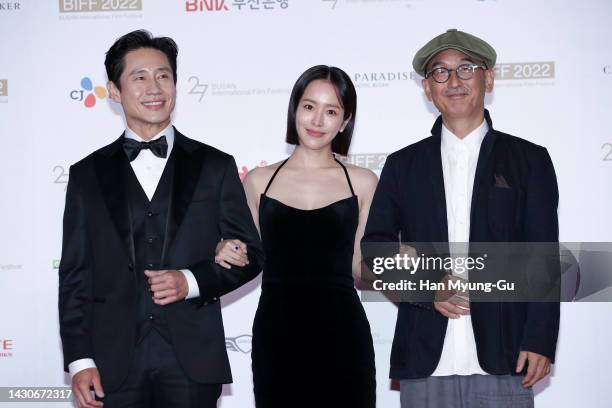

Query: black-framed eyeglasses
<box><xmin>425</xmin><ymin>63</ymin><xmax>488</xmax><ymax>83</ymax></box>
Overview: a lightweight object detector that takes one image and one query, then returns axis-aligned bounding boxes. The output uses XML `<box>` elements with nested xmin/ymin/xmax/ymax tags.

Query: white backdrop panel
<box><xmin>1</xmin><ymin>0</ymin><xmax>611</xmax><ymax>406</ymax></box>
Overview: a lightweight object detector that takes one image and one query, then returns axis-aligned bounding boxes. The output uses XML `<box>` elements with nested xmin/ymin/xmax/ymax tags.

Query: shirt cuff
<box><xmin>180</xmin><ymin>269</ymin><xmax>200</xmax><ymax>299</ymax></box>
<box><xmin>68</xmin><ymin>359</ymin><xmax>96</xmax><ymax>377</ymax></box>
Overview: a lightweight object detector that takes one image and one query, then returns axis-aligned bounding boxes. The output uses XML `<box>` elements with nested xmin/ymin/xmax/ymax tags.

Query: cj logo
<box><xmin>70</xmin><ymin>77</ymin><xmax>107</xmax><ymax>108</ymax></box>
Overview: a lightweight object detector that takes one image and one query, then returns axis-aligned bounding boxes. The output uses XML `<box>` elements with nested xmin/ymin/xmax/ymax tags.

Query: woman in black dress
<box><xmin>216</xmin><ymin>65</ymin><xmax>377</xmax><ymax>407</ymax></box>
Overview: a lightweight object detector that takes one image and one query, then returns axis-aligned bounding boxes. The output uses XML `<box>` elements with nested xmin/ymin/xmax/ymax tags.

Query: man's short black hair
<box><xmin>105</xmin><ymin>29</ymin><xmax>178</xmax><ymax>90</ymax></box>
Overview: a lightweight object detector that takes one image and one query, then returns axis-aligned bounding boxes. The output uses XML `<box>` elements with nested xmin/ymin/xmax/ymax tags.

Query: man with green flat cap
<box><xmin>363</xmin><ymin>29</ymin><xmax>559</xmax><ymax>407</ymax></box>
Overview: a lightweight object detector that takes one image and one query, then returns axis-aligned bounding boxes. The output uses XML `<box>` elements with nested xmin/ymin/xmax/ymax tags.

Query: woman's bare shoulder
<box><xmin>243</xmin><ymin>160</ymin><xmax>287</xmax><ymax>192</ymax></box>
<box><xmin>343</xmin><ymin>163</ymin><xmax>379</xmax><ymax>191</ymax></box>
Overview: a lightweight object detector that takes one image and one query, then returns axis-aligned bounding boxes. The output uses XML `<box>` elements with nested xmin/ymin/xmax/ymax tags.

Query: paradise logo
<box><xmin>351</xmin><ymin>71</ymin><xmax>411</xmax><ymax>89</ymax></box>
<box><xmin>70</xmin><ymin>77</ymin><xmax>107</xmax><ymax>108</ymax></box>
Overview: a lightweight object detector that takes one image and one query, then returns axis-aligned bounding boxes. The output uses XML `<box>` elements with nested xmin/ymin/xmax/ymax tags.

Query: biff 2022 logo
<box><xmin>59</xmin><ymin>0</ymin><xmax>142</xmax><ymax>12</ymax></box>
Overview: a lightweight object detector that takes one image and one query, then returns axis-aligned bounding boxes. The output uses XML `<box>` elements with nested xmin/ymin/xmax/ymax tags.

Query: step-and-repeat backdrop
<box><xmin>1</xmin><ymin>0</ymin><xmax>611</xmax><ymax>406</ymax></box>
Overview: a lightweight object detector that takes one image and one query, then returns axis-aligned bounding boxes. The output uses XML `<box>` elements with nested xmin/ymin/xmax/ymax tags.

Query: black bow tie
<box><xmin>123</xmin><ymin>136</ymin><xmax>168</xmax><ymax>162</ymax></box>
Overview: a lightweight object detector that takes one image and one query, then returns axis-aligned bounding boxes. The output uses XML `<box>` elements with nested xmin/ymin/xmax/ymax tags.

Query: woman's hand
<box><xmin>215</xmin><ymin>239</ymin><xmax>249</xmax><ymax>269</ymax></box>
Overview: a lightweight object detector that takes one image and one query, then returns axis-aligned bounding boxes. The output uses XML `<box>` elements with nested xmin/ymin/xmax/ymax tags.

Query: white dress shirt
<box><xmin>431</xmin><ymin>119</ymin><xmax>489</xmax><ymax>376</ymax></box>
<box><xmin>68</xmin><ymin>125</ymin><xmax>200</xmax><ymax>377</ymax></box>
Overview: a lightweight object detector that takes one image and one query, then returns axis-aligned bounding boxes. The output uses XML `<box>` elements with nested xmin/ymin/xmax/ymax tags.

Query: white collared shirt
<box><xmin>68</xmin><ymin>124</ymin><xmax>199</xmax><ymax>377</ymax></box>
<box><xmin>124</xmin><ymin>125</ymin><xmax>175</xmax><ymax>201</ymax></box>
<box><xmin>431</xmin><ymin>119</ymin><xmax>489</xmax><ymax>376</ymax></box>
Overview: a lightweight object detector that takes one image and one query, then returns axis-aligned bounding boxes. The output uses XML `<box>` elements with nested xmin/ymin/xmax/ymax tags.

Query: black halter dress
<box><xmin>251</xmin><ymin>158</ymin><xmax>376</xmax><ymax>407</ymax></box>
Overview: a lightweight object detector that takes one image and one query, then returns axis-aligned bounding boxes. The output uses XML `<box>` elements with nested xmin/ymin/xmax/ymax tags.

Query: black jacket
<box><xmin>58</xmin><ymin>129</ymin><xmax>264</xmax><ymax>390</ymax></box>
<box><xmin>362</xmin><ymin>111</ymin><xmax>560</xmax><ymax>379</ymax></box>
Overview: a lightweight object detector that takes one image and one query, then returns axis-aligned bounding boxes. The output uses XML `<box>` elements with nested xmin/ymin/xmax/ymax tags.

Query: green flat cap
<box><xmin>412</xmin><ymin>28</ymin><xmax>497</xmax><ymax>77</ymax></box>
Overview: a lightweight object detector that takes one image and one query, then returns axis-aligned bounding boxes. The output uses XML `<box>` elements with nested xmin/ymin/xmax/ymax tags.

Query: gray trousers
<box><xmin>400</xmin><ymin>375</ymin><xmax>534</xmax><ymax>408</ymax></box>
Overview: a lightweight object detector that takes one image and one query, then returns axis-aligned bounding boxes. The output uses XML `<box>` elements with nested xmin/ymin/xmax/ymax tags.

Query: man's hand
<box><xmin>72</xmin><ymin>367</ymin><xmax>104</xmax><ymax>408</ymax></box>
<box><xmin>145</xmin><ymin>269</ymin><xmax>189</xmax><ymax>305</ymax></box>
<box><xmin>516</xmin><ymin>351</ymin><xmax>551</xmax><ymax>388</ymax></box>
<box><xmin>434</xmin><ymin>298</ymin><xmax>470</xmax><ymax>319</ymax></box>
<box><xmin>215</xmin><ymin>239</ymin><xmax>248</xmax><ymax>269</ymax></box>
<box><xmin>434</xmin><ymin>275</ymin><xmax>470</xmax><ymax>319</ymax></box>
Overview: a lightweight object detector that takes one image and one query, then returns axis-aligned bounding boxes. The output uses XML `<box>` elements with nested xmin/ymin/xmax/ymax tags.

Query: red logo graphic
<box><xmin>186</xmin><ymin>0</ymin><xmax>228</xmax><ymax>11</ymax></box>
<box><xmin>238</xmin><ymin>160</ymin><xmax>268</xmax><ymax>181</ymax></box>
<box><xmin>0</xmin><ymin>339</ymin><xmax>13</xmax><ymax>358</ymax></box>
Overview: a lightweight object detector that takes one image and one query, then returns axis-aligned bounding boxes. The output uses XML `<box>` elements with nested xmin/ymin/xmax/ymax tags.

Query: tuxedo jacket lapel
<box><xmin>93</xmin><ymin>130</ymin><xmax>205</xmax><ymax>268</ymax></box>
<box><xmin>94</xmin><ymin>135</ymin><xmax>136</xmax><ymax>269</ymax></box>
<box><xmin>161</xmin><ymin>129</ymin><xmax>205</xmax><ymax>265</ymax></box>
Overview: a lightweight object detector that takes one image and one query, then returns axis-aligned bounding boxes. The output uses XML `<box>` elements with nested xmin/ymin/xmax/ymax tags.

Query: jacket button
<box><xmin>147</xmin><ymin>237</ymin><xmax>155</xmax><ymax>243</ymax></box>
<box><xmin>147</xmin><ymin>263</ymin><xmax>154</xmax><ymax>268</ymax></box>
<box><xmin>128</xmin><ymin>263</ymin><xmax>134</xmax><ymax>271</ymax></box>
<box><xmin>146</xmin><ymin>211</ymin><xmax>154</xmax><ymax>217</ymax></box>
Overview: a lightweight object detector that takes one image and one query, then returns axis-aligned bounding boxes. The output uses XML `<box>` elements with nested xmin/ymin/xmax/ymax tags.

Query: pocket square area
<box><xmin>494</xmin><ymin>174</ymin><xmax>511</xmax><ymax>188</ymax></box>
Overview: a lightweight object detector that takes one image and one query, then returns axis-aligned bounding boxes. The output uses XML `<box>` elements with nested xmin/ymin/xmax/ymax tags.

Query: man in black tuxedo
<box><xmin>362</xmin><ymin>29</ymin><xmax>559</xmax><ymax>407</ymax></box>
<box><xmin>58</xmin><ymin>30</ymin><xmax>263</xmax><ymax>408</ymax></box>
